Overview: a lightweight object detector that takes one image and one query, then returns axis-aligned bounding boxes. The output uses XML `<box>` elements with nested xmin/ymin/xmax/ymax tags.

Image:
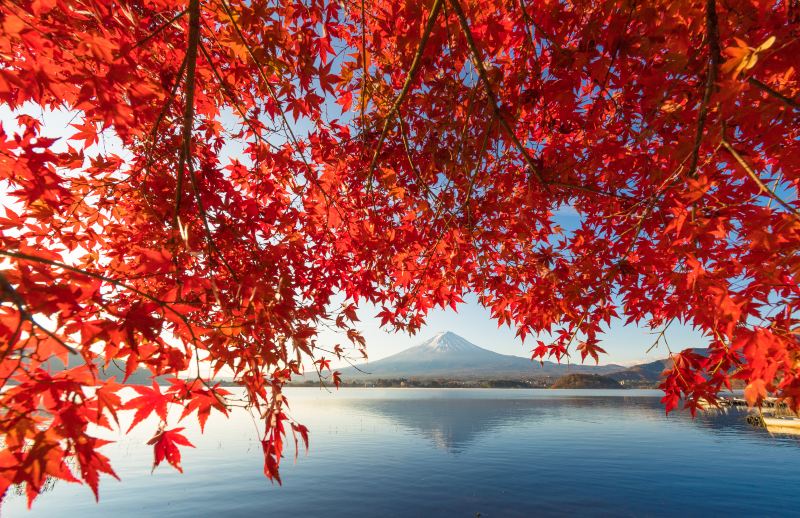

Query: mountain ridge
<box><xmin>335</xmin><ymin>331</ymin><xmax>627</xmax><ymax>380</ymax></box>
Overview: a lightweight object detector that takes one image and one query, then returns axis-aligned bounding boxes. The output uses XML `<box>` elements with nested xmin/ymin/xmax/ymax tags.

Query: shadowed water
<box><xmin>3</xmin><ymin>389</ymin><xmax>799</xmax><ymax>517</ymax></box>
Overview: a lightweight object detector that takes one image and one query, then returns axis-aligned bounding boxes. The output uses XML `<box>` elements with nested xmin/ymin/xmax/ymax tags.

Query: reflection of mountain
<box><xmin>351</xmin><ymin>396</ymin><xmax>668</xmax><ymax>452</ymax></box>
<box><xmin>353</xmin><ymin>398</ymin><xmax>546</xmax><ymax>452</ymax></box>
<box><xmin>338</xmin><ymin>332</ymin><xmax>624</xmax><ymax>380</ymax></box>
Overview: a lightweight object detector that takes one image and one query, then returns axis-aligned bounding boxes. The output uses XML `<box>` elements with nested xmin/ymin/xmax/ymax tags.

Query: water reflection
<box><xmin>352</xmin><ymin>399</ymin><xmax>547</xmax><ymax>452</ymax></box>
<box><xmin>349</xmin><ymin>394</ymin><xmax>800</xmax><ymax>452</ymax></box>
<box><xmin>349</xmin><ymin>396</ymin><xmax>658</xmax><ymax>453</ymax></box>
<box><xmin>5</xmin><ymin>390</ymin><xmax>800</xmax><ymax>518</ymax></box>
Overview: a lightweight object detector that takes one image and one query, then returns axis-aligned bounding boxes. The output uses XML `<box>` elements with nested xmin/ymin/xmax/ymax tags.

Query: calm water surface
<box><xmin>4</xmin><ymin>388</ymin><xmax>800</xmax><ymax>517</ymax></box>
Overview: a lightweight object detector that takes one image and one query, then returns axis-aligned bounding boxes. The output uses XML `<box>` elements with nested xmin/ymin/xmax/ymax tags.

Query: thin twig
<box><xmin>125</xmin><ymin>8</ymin><xmax>189</xmax><ymax>55</ymax></box>
<box><xmin>647</xmin><ymin>319</ymin><xmax>674</xmax><ymax>354</ymax></box>
<box><xmin>198</xmin><ymin>40</ymin><xmax>276</xmax><ymax>153</ymax></box>
<box><xmin>143</xmin><ymin>54</ymin><xmax>188</xmax><ymax>182</ymax></box>
<box><xmin>186</xmin><ymin>152</ymin><xmax>240</xmax><ymax>282</ymax></box>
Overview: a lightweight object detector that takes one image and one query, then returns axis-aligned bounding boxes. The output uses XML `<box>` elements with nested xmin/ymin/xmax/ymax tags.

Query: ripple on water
<box><xmin>3</xmin><ymin>388</ymin><xmax>798</xmax><ymax>517</ymax></box>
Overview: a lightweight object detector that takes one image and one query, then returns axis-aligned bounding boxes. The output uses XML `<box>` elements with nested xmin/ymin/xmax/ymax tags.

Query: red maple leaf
<box><xmin>121</xmin><ymin>382</ymin><xmax>171</xmax><ymax>432</ymax></box>
<box><xmin>147</xmin><ymin>427</ymin><xmax>195</xmax><ymax>473</ymax></box>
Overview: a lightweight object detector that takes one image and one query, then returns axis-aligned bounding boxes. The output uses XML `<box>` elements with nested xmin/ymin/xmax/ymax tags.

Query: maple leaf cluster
<box><xmin>0</xmin><ymin>0</ymin><xmax>798</xmax><ymax>506</ymax></box>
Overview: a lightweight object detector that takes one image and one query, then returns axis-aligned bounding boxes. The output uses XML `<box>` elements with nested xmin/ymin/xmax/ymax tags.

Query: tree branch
<box><xmin>688</xmin><ymin>0</ymin><xmax>721</xmax><ymax>177</ymax></box>
<box><xmin>448</xmin><ymin>0</ymin><xmax>547</xmax><ymax>189</ymax></box>
<box><xmin>168</xmin><ymin>2</ymin><xmax>239</xmax><ymax>282</ymax></box>
<box><xmin>173</xmin><ymin>0</ymin><xmax>201</xmax><ymax>227</ymax></box>
<box><xmin>144</xmin><ymin>54</ymin><xmax>188</xmax><ymax>178</ymax></box>
<box><xmin>0</xmin><ymin>250</ymin><xmax>201</xmax><ymax>344</ymax></box>
<box><xmin>0</xmin><ymin>271</ymin><xmax>78</xmax><ymax>355</ymax></box>
<box><xmin>748</xmin><ymin>77</ymin><xmax>800</xmax><ymax>111</ymax></box>
<box><xmin>366</xmin><ymin>0</ymin><xmax>443</xmax><ymax>178</ymax></box>
<box><xmin>720</xmin><ymin>138</ymin><xmax>800</xmax><ymax>221</ymax></box>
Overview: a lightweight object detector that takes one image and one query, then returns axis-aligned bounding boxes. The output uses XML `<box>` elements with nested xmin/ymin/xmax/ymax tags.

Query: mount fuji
<box><xmin>337</xmin><ymin>331</ymin><xmax>624</xmax><ymax>380</ymax></box>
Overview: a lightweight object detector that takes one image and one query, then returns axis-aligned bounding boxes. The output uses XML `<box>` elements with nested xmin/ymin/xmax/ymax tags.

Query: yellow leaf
<box><xmin>660</xmin><ymin>100</ymin><xmax>683</xmax><ymax>113</ymax></box>
<box><xmin>741</xmin><ymin>52</ymin><xmax>759</xmax><ymax>73</ymax></box>
<box><xmin>754</xmin><ymin>35</ymin><xmax>776</xmax><ymax>53</ymax></box>
<box><xmin>721</xmin><ymin>35</ymin><xmax>776</xmax><ymax>79</ymax></box>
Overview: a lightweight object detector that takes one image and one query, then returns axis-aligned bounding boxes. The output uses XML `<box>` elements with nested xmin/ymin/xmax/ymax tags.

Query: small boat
<box><xmin>763</xmin><ymin>416</ymin><xmax>800</xmax><ymax>435</ymax></box>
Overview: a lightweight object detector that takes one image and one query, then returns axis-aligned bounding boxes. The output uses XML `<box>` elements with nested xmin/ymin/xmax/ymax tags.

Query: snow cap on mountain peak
<box><xmin>420</xmin><ymin>331</ymin><xmax>479</xmax><ymax>353</ymax></box>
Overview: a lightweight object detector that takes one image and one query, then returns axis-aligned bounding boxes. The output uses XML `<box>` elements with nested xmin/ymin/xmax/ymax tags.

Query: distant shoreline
<box><xmin>286</xmin><ymin>377</ymin><xmax>655</xmax><ymax>390</ymax></box>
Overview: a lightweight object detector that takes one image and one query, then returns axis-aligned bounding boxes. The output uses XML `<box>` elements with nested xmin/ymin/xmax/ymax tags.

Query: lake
<box><xmin>3</xmin><ymin>388</ymin><xmax>799</xmax><ymax>517</ymax></box>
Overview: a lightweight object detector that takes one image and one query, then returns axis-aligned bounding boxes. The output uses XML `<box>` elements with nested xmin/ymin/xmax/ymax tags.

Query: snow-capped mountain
<box><xmin>337</xmin><ymin>331</ymin><xmax>624</xmax><ymax>380</ymax></box>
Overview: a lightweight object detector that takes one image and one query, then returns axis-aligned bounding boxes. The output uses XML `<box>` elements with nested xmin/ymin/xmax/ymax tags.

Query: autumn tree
<box><xmin>1</xmin><ymin>0</ymin><xmax>798</xmax><ymax>506</ymax></box>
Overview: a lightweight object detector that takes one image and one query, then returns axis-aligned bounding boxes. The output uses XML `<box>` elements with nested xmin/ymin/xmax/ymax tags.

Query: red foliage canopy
<box><xmin>1</xmin><ymin>0</ymin><xmax>799</xmax><ymax>505</ymax></box>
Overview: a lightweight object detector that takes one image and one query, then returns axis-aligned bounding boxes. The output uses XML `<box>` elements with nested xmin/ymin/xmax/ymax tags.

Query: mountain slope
<box><xmin>338</xmin><ymin>332</ymin><xmax>624</xmax><ymax>380</ymax></box>
<box><xmin>608</xmin><ymin>348</ymin><xmax>709</xmax><ymax>385</ymax></box>
<box><xmin>608</xmin><ymin>358</ymin><xmax>672</xmax><ymax>383</ymax></box>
